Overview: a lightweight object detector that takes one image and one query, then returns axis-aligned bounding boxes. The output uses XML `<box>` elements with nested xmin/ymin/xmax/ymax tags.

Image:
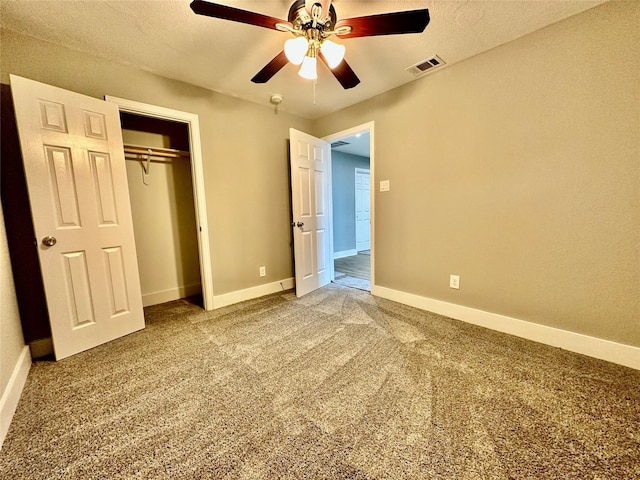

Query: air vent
<box><xmin>406</xmin><ymin>55</ymin><xmax>446</xmax><ymax>77</ymax></box>
<box><xmin>331</xmin><ymin>140</ymin><xmax>350</xmax><ymax>148</ymax></box>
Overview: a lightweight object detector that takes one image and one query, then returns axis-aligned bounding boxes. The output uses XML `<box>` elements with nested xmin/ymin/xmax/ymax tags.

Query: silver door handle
<box><xmin>296</xmin><ymin>222</ymin><xmax>304</xmax><ymax>228</ymax></box>
<box><xmin>42</xmin><ymin>235</ymin><xmax>57</xmax><ymax>247</ymax></box>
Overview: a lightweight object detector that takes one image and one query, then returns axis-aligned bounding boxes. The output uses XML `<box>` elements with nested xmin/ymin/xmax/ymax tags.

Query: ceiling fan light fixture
<box><xmin>284</xmin><ymin>36</ymin><xmax>308</xmax><ymax>65</ymax></box>
<box><xmin>320</xmin><ymin>39</ymin><xmax>345</xmax><ymax>69</ymax></box>
<box><xmin>190</xmin><ymin>0</ymin><xmax>430</xmax><ymax>89</ymax></box>
<box><xmin>298</xmin><ymin>55</ymin><xmax>318</xmax><ymax>80</ymax></box>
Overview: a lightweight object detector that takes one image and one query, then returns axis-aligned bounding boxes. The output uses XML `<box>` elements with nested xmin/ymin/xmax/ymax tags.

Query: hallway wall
<box><xmin>331</xmin><ymin>151</ymin><xmax>370</xmax><ymax>255</ymax></box>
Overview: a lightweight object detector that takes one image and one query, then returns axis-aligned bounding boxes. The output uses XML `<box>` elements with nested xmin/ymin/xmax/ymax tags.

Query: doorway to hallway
<box><xmin>326</xmin><ymin>124</ymin><xmax>373</xmax><ymax>292</ymax></box>
<box><xmin>334</xmin><ymin>250</ymin><xmax>370</xmax><ymax>290</ymax></box>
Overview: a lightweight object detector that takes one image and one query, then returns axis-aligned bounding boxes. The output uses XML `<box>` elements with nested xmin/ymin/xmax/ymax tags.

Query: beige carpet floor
<box><xmin>332</xmin><ymin>273</ymin><xmax>370</xmax><ymax>291</ymax></box>
<box><xmin>1</xmin><ymin>284</ymin><xmax>639</xmax><ymax>479</ymax></box>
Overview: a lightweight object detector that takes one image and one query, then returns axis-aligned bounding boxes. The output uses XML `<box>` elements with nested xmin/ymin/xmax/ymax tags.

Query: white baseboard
<box><xmin>371</xmin><ymin>285</ymin><xmax>640</xmax><ymax>371</ymax></box>
<box><xmin>213</xmin><ymin>278</ymin><xmax>295</xmax><ymax>309</ymax></box>
<box><xmin>334</xmin><ymin>249</ymin><xmax>357</xmax><ymax>259</ymax></box>
<box><xmin>142</xmin><ymin>283</ymin><xmax>202</xmax><ymax>307</ymax></box>
<box><xmin>0</xmin><ymin>346</ymin><xmax>31</xmax><ymax>449</ymax></box>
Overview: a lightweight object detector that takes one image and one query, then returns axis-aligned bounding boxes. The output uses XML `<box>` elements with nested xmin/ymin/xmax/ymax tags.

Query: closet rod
<box><xmin>123</xmin><ymin>144</ymin><xmax>190</xmax><ymax>159</ymax></box>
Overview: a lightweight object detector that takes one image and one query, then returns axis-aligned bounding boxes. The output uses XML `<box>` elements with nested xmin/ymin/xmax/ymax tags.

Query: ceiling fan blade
<box><xmin>190</xmin><ymin>0</ymin><xmax>288</xmax><ymax>30</ymax></box>
<box><xmin>251</xmin><ymin>51</ymin><xmax>289</xmax><ymax>84</ymax></box>
<box><xmin>335</xmin><ymin>9</ymin><xmax>430</xmax><ymax>39</ymax></box>
<box><xmin>319</xmin><ymin>53</ymin><xmax>360</xmax><ymax>89</ymax></box>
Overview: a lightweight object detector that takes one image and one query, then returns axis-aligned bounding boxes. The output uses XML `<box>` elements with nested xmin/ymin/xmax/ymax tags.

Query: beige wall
<box><xmin>313</xmin><ymin>1</ymin><xmax>640</xmax><ymax>346</ymax></box>
<box><xmin>0</xmin><ymin>203</ymin><xmax>25</xmax><ymax>395</ymax></box>
<box><xmin>1</xmin><ymin>28</ymin><xmax>312</xmax><ymax>295</ymax></box>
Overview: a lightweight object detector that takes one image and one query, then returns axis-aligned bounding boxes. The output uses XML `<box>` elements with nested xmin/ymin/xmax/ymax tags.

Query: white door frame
<box><xmin>105</xmin><ymin>96</ymin><xmax>214</xmax><ymax>311</ymax></box>
<box><xmin>323</xmin><ymin>121</ymin><xmax>375</xmax><ymax>287</ymax></box>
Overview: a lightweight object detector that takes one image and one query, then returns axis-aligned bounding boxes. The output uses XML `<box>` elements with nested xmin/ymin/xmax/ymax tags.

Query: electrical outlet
<box><xmin>259</xmin><ymin>266</ymin><xmax>266</xmax><ymax>277</ymax></box>
<box><xmin>450</xmin><ymin>274</ymin><xmax>460</xmax><ymax>289</ymax></box>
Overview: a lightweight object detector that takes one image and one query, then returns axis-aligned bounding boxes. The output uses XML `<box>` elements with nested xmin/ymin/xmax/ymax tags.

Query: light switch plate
<box><xmin>380</xmin><ymin>180</ymin><xmax>390</xmax><ymax>192</ymax></box>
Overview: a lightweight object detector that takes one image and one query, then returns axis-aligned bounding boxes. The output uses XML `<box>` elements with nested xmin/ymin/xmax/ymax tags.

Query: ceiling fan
<box><xmin>190</xmin><ymin>0</ymin><xmax>430</xmax><ymax>89</ymax></box>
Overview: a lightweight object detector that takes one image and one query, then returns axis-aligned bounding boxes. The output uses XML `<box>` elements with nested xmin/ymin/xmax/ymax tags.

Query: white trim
<box><xmin>324</xmin><ymin>121</ymin><xmax>375</xmax><ymax>285</ymax></box>
<box><xmin>0</xmin><ymin>346</ymin><xmax>31</xmax><ymax>449</ymax></box>
<box><xmin>213</xmin><ymin>278</ymin><xmax>294</xmax><ymax>309</ymax></box>
<box><xmin>372</xmin><ymin>285</ymin><xmax>640</xmax><ymax>370</ymax></box>
<box><xmin>142</xmin><ymin>283</ymin><xmax>203</xmax><ymax>307</ymax></box>
<box><xmin>104</xmin><ymin>96</ymin><xmax>214</xmax><ymax>311</ymax></box>
<box><xmin>327</xmin><ymin>143</ymin><xmax>335</xmax><ymax>282</ymax></box>
<box><xmin>334</xmin><ymin>249</ymin><xmax>358</xmax><ymax>259</ymax></box>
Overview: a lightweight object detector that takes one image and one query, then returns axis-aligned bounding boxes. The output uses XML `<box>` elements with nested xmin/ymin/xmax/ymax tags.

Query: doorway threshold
<box><xmin>332</xmin><ymin>274</ymin><xmax>371</xmax><ymax>292</ymax></box>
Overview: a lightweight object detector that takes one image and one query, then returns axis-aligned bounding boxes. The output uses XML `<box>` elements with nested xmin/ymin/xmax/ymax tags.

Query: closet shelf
<box><xmin>123</xmin><ymin>144</ymin><xmax>190</xmax><ymax>159</ymax></box>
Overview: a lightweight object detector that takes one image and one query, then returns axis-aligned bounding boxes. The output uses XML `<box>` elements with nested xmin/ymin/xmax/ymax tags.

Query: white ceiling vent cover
<box><xmin>406</xmin><ymin>55</ymin><xmax>446</xmax><ymax>77</ymax></box>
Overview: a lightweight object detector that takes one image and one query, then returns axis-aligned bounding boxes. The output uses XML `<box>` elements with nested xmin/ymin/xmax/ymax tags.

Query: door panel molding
<box><xmin>355</xmin><ymin>167</ymin><xmax>371</xmax><ymax>251</ymax></box>
<box><xmin>11</xmin><ymin>75</ymin><xmax>145</xmax><ymax>359</ymax></box>
<box><xmin>290</xmin><ymin>128</ymin><xmax>331</xmax><ymax>297</ymax></box>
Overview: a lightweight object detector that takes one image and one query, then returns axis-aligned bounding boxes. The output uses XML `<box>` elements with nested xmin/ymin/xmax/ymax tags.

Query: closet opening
<box><xmin>120</xmin><ymin>113</ymin><xmax>203</xmax><ymax>308</ymax></box>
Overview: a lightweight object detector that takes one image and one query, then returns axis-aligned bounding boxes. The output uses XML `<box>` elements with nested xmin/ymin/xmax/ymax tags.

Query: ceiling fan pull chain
<box><xmin>313</xmin><ymin>78</ymin><xmax>317</xmax><ymax>105</ymax></box>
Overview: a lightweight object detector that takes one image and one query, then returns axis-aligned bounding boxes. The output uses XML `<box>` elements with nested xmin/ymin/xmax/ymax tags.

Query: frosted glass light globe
<box><xmin>284</xmin><ymin>37</ymin><xmax>308</xmax><ymax>65</ymax></box>
<box><xmin>298</xmin><ymin>56</ymin><xmax>318</xmax><ymax>80</ymax></box>
<box><xmin>320</xmin><ymin>40</ymin><xmax>346</xmax><ymax>69</ymax></box>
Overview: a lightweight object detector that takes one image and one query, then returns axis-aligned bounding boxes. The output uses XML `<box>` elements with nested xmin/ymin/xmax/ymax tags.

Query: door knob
<box><xmin>296</xmin><ymin>222</ymin><xmax>304</xmax><ymax>228</ymax></box>
<box><xmin>42</xmin><ymin>235</ymin><xmax>57</xmax><ymax>247</ymax></box>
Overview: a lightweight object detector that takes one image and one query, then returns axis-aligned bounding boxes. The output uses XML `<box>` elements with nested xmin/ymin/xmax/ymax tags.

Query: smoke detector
<box><xmin>270</xmin><ymin>94</ymin><xmax>283</xmax><ymax>113</ymax></box>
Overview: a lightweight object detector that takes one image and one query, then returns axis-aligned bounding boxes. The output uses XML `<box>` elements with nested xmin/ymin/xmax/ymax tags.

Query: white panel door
<box><xmin>289</xmin><ymin>129</ymin><xmax>331</xmax><ymax>297</ymax></box>
<box><xmin>355</xmin><ymin>168</ymin><xmax>371</xmax><ymax>251</ymax></box>
<box><xmin>10</xmin><ymin>75</ymin><xmax>144</xmax><ymax>360</ymax></box>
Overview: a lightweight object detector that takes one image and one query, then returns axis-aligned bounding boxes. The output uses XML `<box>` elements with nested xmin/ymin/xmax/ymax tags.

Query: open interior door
<box><xmin>289</xmin><ymin>128</ymin><xmax>331</xmax><ymax>297</ymax></box>
<box><xmin>10</xmin><ymin>75</ymin><xmax>144</xmax><ymax>360</ymax></box>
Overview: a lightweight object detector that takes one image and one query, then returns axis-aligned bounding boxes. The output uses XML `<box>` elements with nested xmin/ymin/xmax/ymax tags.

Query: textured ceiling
<box><xmin>0</xmin><ymin>0</ymin><xmax>608</xmax><ymax>119</ymax></box>
<box><xmin>332</xmin><ymin>131</ymin><xmax>371</xmax><ymax>158</ymax></box>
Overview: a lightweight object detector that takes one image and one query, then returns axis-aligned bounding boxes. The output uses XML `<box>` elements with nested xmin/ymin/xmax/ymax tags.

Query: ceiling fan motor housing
<box><xmin>288</xmin><ymin>0</ymin><xmax>336</xmax><ymax>36</ymax></box>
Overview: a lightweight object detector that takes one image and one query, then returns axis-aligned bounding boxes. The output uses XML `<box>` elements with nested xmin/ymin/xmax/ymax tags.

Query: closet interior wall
<box><xmin>120</xmin><ymin>113</ymin><xmax>201</xmax><ymax>307</ymax></box>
